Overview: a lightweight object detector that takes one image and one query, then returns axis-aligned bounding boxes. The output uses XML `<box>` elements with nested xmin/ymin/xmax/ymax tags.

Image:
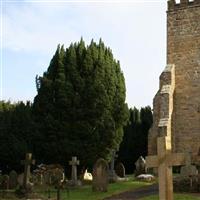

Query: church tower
<box><xmin>148</xmin><ymin>0</ymin><xmax>200</xmax><ymax>160</ymax></box>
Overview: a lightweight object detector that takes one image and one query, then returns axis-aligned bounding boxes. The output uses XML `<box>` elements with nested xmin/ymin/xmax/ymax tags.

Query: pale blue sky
<box><xmin>1</xmin><ymin>0</ymin><xmax>167</xmax><ymax>108</ymax></box>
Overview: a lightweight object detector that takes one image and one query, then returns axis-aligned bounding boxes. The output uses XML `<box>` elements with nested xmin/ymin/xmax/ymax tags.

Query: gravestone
<box><xmin>9</xmin><ymin>170</ymin><xmax>18</xmax><ymax>189</ymax></box>
<box><xmin>1</xmin><ymin>175</ymin><xmax>9</xmax><ymax>190</ymax></box>
<box><xmin>21</xmin><ymin>153</ymin><xmax>35</xmax><ymax>190</ymax></box>
<box><xmin>108</xmin><ymin>150</ymin><xmax>118</xmax><ymax>183</ymax></box>
<box><xmin>17</xmin><ymin>173</ymin><xmax>24</xmax><ymax>186</ymax></box>
<box><xmin>69</xmin><ymin>156</ymin><xmax>80</xmax><ymax>186</ymax></box>
<box><xmin>115</xmin><ymin>162</ymin><xmax>125</xmax><ymax>178</ymax></box>
<box><xmin>180</xmin><ymin>152</ymin><xmax>198</xmax><ymax>177</ymax></box>
<box><xmin>135</xmin><ymin>156</ymin><xmax>146</xmax><ymax>176</ymax></box>
<box><xmin>92</xmin><ymin>158</ymin><xmax>108</xmax><ymax>192</ymax></box>
<box><xmin>174</xmin><ymin>152</ymin><xmax>199</xmax><ymax>193</ymax></box>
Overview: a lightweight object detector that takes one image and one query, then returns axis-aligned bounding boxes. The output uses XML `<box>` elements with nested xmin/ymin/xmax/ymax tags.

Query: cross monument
<box><xmin>146</xmin><ymin>136</ymin><xmax>186</xmax><ymax>200</ymax></box>
<box><xmin>21</xmin><ymin>153</ymin><xmax>35</xmax><ymax>189</ymax></box>
<box><xmin>69</xmin><ymin>156</ymin><xmax>80</xmax><ymax>183</ymax></box>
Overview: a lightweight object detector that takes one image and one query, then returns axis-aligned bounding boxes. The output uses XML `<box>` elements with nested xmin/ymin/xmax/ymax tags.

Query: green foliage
<box><xmin>117</xmin><ymin>107</ymin><xmax>153</xmax><ymax>174</ymax></box>
<box><xmin>0</xmin><ymin>101</ymin><xmax>35</xmax><ymax>172</ymax></box>
<box><xmin>0</xmin><ymin>39</ymin><xmax>153</xmax><ymax>175</ymax></box>
<box><xmin>32</xmin><ymin>39</ymin><xmax>129</xmax><ymax>167</ymax></box>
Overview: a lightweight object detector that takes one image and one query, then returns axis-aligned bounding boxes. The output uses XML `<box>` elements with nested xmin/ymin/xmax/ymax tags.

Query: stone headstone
<box><xmin>135</xmin><ymin>156</ymin><xmax>147</xmax><ymax>176</ymax></box>
<box><xmin>92</xmin><ymin>158</ymin><xmax>108</xmax><ymax>192</ymax></box>
<box><xmin>9</xmin><ymin>170</ymin><xmax>18</xmax><ymax>189</ymax></box>
<box><xmin>1</xmin><ymin>175</ymin><xmax>9</xmax><ymax>190</ymax></box>
<box><xmin>108</xmin><ymin>150</ymin><xmax>118</xmax><ymax>183</ymax></box>
<box><xmin>180</xmin><ymin>152</ymin><xmax>198</xmax><ymax>177</ymax></box>
<box><xmin>115</xmin><ymin>162</ymin><xmax>125</xmax><ymax>178</ymax></box>
<box><xmin>17</xmin><ymin>173</ymin><xmax>24</xmax><ymax>186</ymax></box>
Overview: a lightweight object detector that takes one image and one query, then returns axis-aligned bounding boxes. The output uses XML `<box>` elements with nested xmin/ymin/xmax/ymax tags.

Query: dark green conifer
<box><xmin>33</xmin><ymin>39</ymin><xmax>129</xmax><ymax>167</ymax></box>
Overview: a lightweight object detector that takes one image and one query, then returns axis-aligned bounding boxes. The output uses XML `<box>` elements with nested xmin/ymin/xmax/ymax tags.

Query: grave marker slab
<box><xmin>180</xmin><ymin>152</ymin><xmax>198</xmax><ymax>177</ymax></box>
<box><xmin>115</xmin><ymin>162</ymin><xmax>125</xmax><ymax>178</ymax></box>
<box><xmin>9</xmin><ymin>170</ymin><xmax>18</xmax><ymax>189</ymax></box>
<box><xmin>109</xmin><ymin>150</ymin><xmax>118</xmax><ymax>182</ymax></box>
<box><xmin>135</xmin><ymin>156</ymin><xmax>146</xmax><ymax>176</ymax></box>
<box><xmin>92</xmin><ymin>158</ymin><xmax>108</xmax><ymax>192</ymax></box>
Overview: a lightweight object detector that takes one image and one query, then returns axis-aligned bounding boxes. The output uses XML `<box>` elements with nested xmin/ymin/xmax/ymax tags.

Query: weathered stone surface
<box><xmin>69</xmin><ymin>156</ymin><xmax>81</xmax><ymax>186</ymax></box>
<box><xmin>147</xmin><ymin>2</ymin><xmax>200</xmax><ymax>199</ymax></box>
<box><xmin>146</xmin><ymin>136</ymin><xmax>186</xmax><ymax>200</ymax></box>
<box><xmin>174</xmin><ymin>175</ymin><xmax>200</xmax><ymax>193</ymax></box>
<box><xmin>180</xmin><ymin>165</ymin><xmax>198</xmax><ymax>177</ymax></box>
<box><xmin>148</xmin><ymin>0</ymin><xmax>200</xmax><ymax>164</ymax></box>
<box><xmin>9</xmin><ymin>170</ymin><xmax>18</xmax><ymax>189</ymax></box>
<box><xmin>21</xmin><ymin>153</ymin><xmax>35</xmax><ymax>189</ymax></box>
<box><xmin>17</xmin><ymin>173</ymin><xmax>24</xmax><ymax>186</ymax></box>
<box><xmin>92</xmin><ymin>158</ymin><xmax>108</xmax><ymax>192</ymax></box>
<box><xmin>135</xmin><ymin>156</ymin><xmax>147</xmax><ymax>177</ymax></box>
<box><xmin>115</xmin><ymin>163</ymin><xmax>125</xmax><ymax>178</ymax></box>
<box><xmin>180</xmin><ymin>152</ymin><xmax>198</xmax><ymax>177</ymax></box>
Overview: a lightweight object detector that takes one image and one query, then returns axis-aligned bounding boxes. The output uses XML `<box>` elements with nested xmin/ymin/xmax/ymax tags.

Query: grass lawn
<box><xmin>141</xmin><ymin>194</ymin><xmax>200</xmax><ymax>200</ymax></box>
<box><xmin>0</xmin><ymin>177</ymin><xmax>152</xmax><ymax>200</ymax></box>
<box><xmin>2</xmin><ymin>178</ymin><xmax>199</xmax><ymax>200</ymax></box>
<box><xmin>42</xmin><ymin>178</ymin><xmax>152</xmax><ymax>200</ymax></box>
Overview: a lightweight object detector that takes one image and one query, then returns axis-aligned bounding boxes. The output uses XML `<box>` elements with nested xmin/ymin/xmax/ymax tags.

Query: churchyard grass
<box><xmin>0</xmin><ymin>177</ymin><xmax>152</xmax><ymax>200</ymax></box>
<box><xmin>38</xmin><ymin>178</ymin><xmax>152</xmax><ymax>200</ymax></box>
<box><xmin>141</xmin><ymin>194</ymin><xmax>200</xmax><ymax>200</ymax></box>
<box><xmin>60</xmin><ymin>180</ymin><xmax>151</xmax><ymax>200</ymax></box>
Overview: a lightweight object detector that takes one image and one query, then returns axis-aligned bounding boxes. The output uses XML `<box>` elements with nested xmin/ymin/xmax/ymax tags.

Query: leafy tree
<box><xmin>33</xmin><ymin>39</ymin><xmax>129</xmax><ymax>168</ymax></box>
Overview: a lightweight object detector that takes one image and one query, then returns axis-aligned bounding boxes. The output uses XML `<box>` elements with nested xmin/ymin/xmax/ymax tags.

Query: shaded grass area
<box><xmin>0</xmin><ymin>178</ymin><xmax>151</xmax><ymax>200</ymax></box>
<box><xmin>141</xmin><ymin>194</ymin><xmax>200</xmax><ymax>200</ymax></box>
<box><xmin>39</xmin><ymin>179</ymin><xmax>152</xmax><ymax>200</ymax></box>
<box><xmin>1</xmin><ymin>181</ymin><xmax>200</xmax><ymax>200</ymax></box>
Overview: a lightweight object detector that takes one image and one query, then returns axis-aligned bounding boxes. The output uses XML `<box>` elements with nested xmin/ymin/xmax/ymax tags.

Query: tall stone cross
<box><xmin>69</xmin><ymin>156</ymin><xmax>80</xmax><ymax>182</ymax></box>
<box><xmin>21</xmin><ymin>153</ymin><xmax>35</xmax><ymax>188</ymax></box>
<box><xmin>146</xmin><ymin>136</ymin><xmax>186</xmax><ymax>200</ymax></box>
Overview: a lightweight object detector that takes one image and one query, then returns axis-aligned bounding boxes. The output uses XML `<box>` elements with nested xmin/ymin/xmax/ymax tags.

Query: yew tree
<box><xmin>33</xmin><ymin>39</ymin><xmax>129</xmax><ymax>167</ymax></box>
